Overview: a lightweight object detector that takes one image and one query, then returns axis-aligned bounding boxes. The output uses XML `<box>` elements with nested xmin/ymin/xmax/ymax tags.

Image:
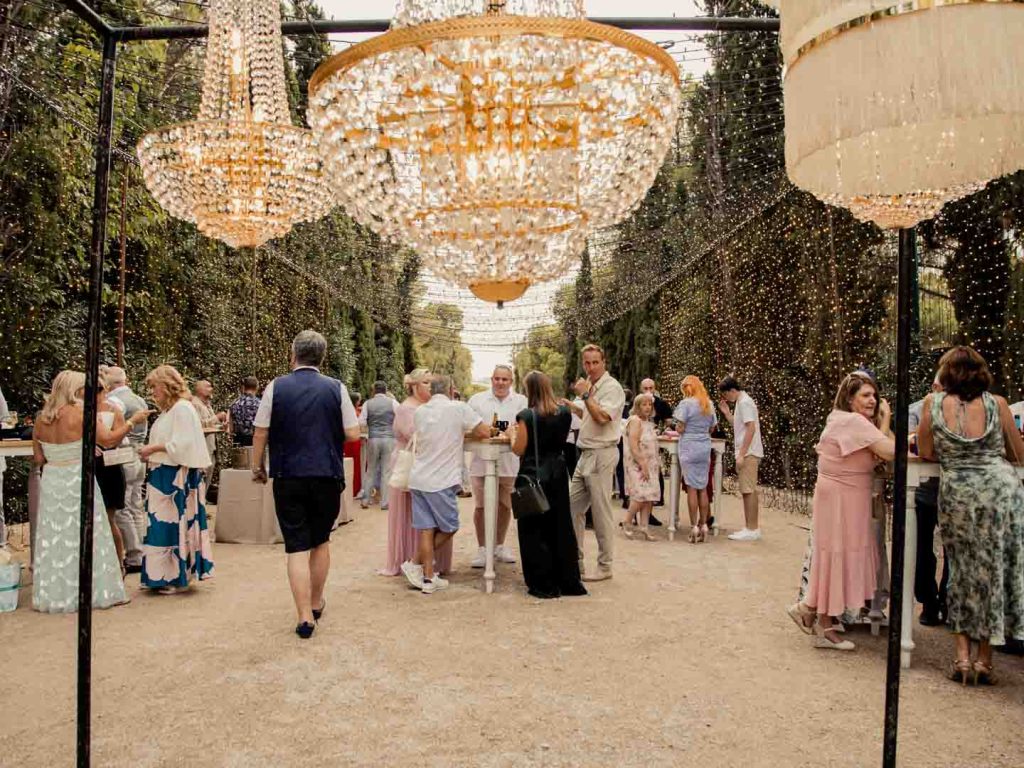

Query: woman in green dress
<box><xmin>918</xmin><ymin>346</ymin><xmax>1024</xmax><ymax>685</ymax></box>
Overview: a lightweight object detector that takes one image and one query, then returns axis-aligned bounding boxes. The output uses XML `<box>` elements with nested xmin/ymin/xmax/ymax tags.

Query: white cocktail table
<box><xmin>657</xmin><ymin>437</ymin><xmax>727</xmax><ymax>541</ymax></box>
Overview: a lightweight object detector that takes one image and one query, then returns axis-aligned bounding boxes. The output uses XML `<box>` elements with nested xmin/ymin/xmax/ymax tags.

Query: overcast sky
<box><xmin>316</xmin><ymin>1</ymin><xmax>708</xmax><ymax>380</ymax></box>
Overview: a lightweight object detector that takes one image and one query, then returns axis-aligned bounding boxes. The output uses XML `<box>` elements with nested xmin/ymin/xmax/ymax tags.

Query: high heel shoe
<box><xmin>972</xmin><ymin>660</ymin><xmax>997</xmax><ymax>686</ymax></box>
<box><xmin>699</xmin><ymin>524</ymin><xmax>709</xmax><ymax>542</ymax></box>
<box><xmin>641</xmin><ymin>527</ymin><xmax>656</xmax><ymax>542</ymax></box>
<box><xmin>619</xmin><ymin>522</ymin><xmax>635</xmax><ymax>540</ymax></box>
<box><xmin>948</xmin><ymin>659</ymin><xmax>972</xmax><ymax>685</ymax></box>
<box><xmin>687</xmin><ymin>525</ymin><xmax>699</xmax><ymax>543</ymax></box>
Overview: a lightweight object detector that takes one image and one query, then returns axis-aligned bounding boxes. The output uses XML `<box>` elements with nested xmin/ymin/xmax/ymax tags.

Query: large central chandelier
<box><xmin>137</xmin><ymin>0</ymin><xmax>333</xmax><ymax>249</ymax></box>
<box><xmin>308</xmin><ymin>0</ymin><xmax>680</xmax><ymax>305</ymax></box>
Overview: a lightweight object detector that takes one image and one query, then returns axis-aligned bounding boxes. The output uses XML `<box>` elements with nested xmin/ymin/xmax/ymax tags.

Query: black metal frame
<box><xmin>55</xmin><ymin>4</ymin><xmax>911</xmax><ymax>768</ymax></box>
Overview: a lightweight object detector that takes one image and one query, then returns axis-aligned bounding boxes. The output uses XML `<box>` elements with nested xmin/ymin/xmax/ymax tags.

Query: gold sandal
<box><xmin>972</xmin><ymin>660</ymin><xmax>997</xmax><ymax>686</ymax></box>
<box><xmin>948</xmin><ymin>659</ymin><xmax>972</xmax><ymax>686</ymax></box>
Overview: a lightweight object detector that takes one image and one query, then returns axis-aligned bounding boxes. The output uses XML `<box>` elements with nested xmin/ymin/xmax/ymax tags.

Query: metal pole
<box><xmin>77</xmin><ymin>32</ymin><xmax>117</xmax><ymax>768</ymax></box>
<box><xmin>882</xmin><ymin>227</ymin><xmax>915</xmax><ymax>768</ymax></box>
<box><xmin>110</xmin><ymin>15</ymin><xmax>779</xmax><ymax>42</ymax></box>
<box><xmin>117</xmin><ymin>166</ymin><xmax>127</xmax><ymax>367</ymax></box>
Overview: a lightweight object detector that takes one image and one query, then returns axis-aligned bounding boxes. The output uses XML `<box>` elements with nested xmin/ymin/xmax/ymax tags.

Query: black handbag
<box><xmin>511</xmin><ymin>410</ymin><xmax>550</xmax><ymax>520</ymax></box>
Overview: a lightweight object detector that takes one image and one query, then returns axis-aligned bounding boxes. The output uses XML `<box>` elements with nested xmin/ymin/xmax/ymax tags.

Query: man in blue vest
<box><xmin>251</xmin><ymin>330</ymin><xmax>359</xmax><ymax>639</ymax></box>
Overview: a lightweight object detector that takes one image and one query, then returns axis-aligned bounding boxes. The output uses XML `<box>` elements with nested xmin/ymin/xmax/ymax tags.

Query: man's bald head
<box><xmin>104</xmin><ymin>366</ymin><xmax>127</xmax><ymax>388</ymax></box>
<box><xmin>195</xmin><ymin>380</ymin><xmax>213</xmax><ymax>400</ymax></box>
<box><xmin>640</xmin><ymin>378</ymin><xmax>657</xmax><ymax>395</ymax></box>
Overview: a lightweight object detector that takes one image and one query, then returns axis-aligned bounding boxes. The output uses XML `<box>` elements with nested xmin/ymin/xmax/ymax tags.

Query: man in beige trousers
<box><xmin>564</xmin><ymin>344</ymin><xmax>626</xmax><ymax>582</ymax></box>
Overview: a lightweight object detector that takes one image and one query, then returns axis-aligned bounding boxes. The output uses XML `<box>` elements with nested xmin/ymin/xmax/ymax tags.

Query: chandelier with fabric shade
<box><xmin>137</xmin><ymin>0</ymin><xmax>334</xmax><ymax>249</ymax></box>
<box><xmin>765</xmin><ymin>0</ymin><xmax>1024</xmax><ymax>229</ymax></box>
<box><xmin>307</xmin><ymin>0</ymin><xmax>680</xmax><ymax>306</ymax></box>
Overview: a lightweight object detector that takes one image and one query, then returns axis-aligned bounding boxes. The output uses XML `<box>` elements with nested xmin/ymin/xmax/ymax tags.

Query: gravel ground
<box><xmin>1</xmin><ymin>493</ymin><xmax>1022</xmax><ymax>768</ymax></box>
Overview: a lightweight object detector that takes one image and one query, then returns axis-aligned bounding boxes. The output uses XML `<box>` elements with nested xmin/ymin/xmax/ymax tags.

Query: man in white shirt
<box><xmin>402</xmin><ymin>375</ymin><xmax>490</xmax><ymax>594</ymax></box>
<box><xmin>718</xmin><ymin>376</ymin><xmax>765</xmax><ymax>541</ymax></box>
<box><xmin>467</xmin><ymin>364</ymin><xmax>528</xmax><ymax>568</ymax></box>
<box><xmin>564</xmin><ymin>344</ymin><xmax>626</xmax><ymax>581</ymax></box>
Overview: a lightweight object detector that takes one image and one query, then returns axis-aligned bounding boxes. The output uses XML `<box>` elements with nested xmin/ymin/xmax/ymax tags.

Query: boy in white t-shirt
<box><xmin>718</xmin><ymin>376</ymin><xmax>764</xmax><ymax>541</ymax></box>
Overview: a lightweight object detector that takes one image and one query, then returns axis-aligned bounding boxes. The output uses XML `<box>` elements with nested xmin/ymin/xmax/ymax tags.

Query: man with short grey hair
<box><xmin>191</xmin><ymin>379</ymin><xmax>225</xmax><ymax>476</ymax></box>
<box><xmin>467</xmin><ymin>364</ymin><xmax>527</xmax><ymax>567</ymax></box>
<box><xmin>402</xmin><ymin>375</ymin><xmax>490</xmax><ymax>593</ymax></box>
<box><xmin>252</xmin><ymin>329</ymin><xmax>360</xmax><ymax>638</ymax></box>
<box><xmin>359</xmin><ymin>380</ymin><xmax>398</xmax><ymax>510</ymax></box>
<box><xmin>105</xmin><ymin>366</ymin><xmax>150</xmax><ymax>573</ymax></box>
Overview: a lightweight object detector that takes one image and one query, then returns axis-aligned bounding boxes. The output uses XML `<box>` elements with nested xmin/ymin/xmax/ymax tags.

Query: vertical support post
<box><xmin>78</xmin><ymin>33</ymin><xmax>117</xmax><ymax>768</ymax></box>
<box><xmin>117</xmin><ymin>165</ymin><xmax>128</xmax><ymax>367</ymax></box>
<box><xmin>883</xmin><ymin>227</ymin><xmax>915</xmax><ymax>768</ymax></box>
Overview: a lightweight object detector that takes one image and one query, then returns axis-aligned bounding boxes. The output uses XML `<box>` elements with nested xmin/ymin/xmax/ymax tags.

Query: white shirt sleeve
<box><xmin>339</xmin><ymin>383</ymin><xmax>358</xmax><ymax>429</ymax></box>
<box><xmin>462</xmin><ymin>402</ymin><xmax>484</xmax><ymax>431</ymax></box>
<box><xmin>253</xmin><ymin>380</ymin><xmax>275</xmax><ymax>429</ymax></box>
<box><xmin>358</xmin><ymin>406</ymin><xmax>368</xmax><ymax>427</ymax></box>
<box><xmin>164</xmin><ymin>401</ymin><xmax>211</xmax><ymax>467</ymax></box>
<box><xmin>737</xmin><ymin>398</ymin><xmax>757</xmax><ymax>424</ymax></box>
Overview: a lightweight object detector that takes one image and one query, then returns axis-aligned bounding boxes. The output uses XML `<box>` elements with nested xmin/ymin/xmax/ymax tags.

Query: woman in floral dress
<box><xmin>140</xmin><ymin>365</ymin><xmax>215</xmax><ymax>594</ymax></box>
<box><xmin>918</xmin><ymin>346</ymin><xmax>1024</xmax><ymax>685</ymax></box>
<box><xmin>620</xmin><ymin>394</ymin><xmax>661</xmax><ymax>540</ymax></box>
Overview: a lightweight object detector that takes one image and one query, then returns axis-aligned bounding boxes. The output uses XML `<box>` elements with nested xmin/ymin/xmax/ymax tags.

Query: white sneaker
<box><xmin>729</xmin><ymin>528</ymin><xmax>762</xmax><ymax>542</ymax></box>
<box><xmin>471</xmin><ymin>546</ymin><xmax>486</xmax><ymax>568</ymax></box>
<box><xmin>421</xmin><ymin>575</ymin><xmax>448</xmax><ymax>594</ymax></box>
<box><xmin>495</xmin><ymin>544</ymin><xmax>517</xmax><ymax>564</ymax></box>
<box><xmin>401</xmin><ymin>560</ymin><xmax>424</xmax><ymax>590</ymax></box>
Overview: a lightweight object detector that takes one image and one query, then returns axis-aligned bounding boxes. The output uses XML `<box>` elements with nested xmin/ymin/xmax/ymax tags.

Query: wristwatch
<box><xmin>581</xmin><ymin>391</ymin><xmax>591</xmax><ymax>401</ymax></box>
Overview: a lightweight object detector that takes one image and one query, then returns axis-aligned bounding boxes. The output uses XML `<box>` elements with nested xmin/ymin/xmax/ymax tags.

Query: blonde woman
<box><xmin>32</xmin><ymin>370</ymin><xmax>147</xmax><ymax>612</ymax></box>
<box><xmin>140</xmin><ymin>365</ymin><xmax>214</xmax><ymax>593</ymax></box>
<box><xmin>620</xmin><ymin>394</ymin><xmax>660</xmax><ymax>540</ymax></box>
<box><xmin>673</xmin><ymin>376</ymin><xmax>718</xmax><ymax>543</ymax></box>
<box><xmin>380</xmin><ymin>369</ymin><xmax>452</xmax><ymax>576</ymax></box>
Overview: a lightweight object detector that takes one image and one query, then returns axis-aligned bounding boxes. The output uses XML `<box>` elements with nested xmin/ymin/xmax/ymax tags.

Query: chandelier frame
<box><xmin>82</xmin><ymin>14</ymin><xmax>1005</xmax><ymax>768</ymax></box>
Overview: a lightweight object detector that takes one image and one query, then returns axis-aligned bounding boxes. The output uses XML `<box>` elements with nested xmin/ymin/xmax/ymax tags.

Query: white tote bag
<box><xmin>389</xmin><ymin>432</ymin><xmax>417</xmax><ymax>491</ymax></box>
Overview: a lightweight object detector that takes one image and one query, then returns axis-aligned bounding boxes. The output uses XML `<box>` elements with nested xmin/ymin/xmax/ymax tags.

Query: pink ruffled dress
<box><xmin>379</xmin><ymin>399</ymin><xmax>453</xmax><ymax>576</ymax></box>
<box><xmin>805</xmin><ymin>410</ymin><xmax>885</xmax><ymax>618</ymax></box>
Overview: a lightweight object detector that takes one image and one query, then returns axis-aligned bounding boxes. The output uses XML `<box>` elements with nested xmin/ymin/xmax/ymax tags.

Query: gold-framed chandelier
<box><xmin>307</xmin><ymin>0</ymin><xmax>680</xmax><ymax>305</ymax></box>
<box><xmin>766</xmin><ymin>0</ymin><xmax>1024</xmax><ymax>229</ymax></box>
<box><xmin>137</xmin><ymin>0</ymin><xmax>334</xmax><ymax>249</ymax></box>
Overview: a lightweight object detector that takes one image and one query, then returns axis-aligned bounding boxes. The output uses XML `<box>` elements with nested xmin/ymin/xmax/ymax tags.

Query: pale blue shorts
<box><xmin>411</xmin><ymin>486</ymin><xmax>461</xmax><ymax>533</ymax></box>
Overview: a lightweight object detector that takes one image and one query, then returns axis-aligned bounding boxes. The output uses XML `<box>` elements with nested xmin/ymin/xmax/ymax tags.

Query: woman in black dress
<box><xmin>511</xmin><ymin>371</ymin><xmax>587</xmax><ymax>599</ymax></box>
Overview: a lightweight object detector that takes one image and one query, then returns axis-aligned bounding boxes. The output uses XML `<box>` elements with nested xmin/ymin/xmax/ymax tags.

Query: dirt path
<box><xmin>1</xmin><ymin>494</ymin><xmax>1022</xmax><ymax>767</ymax></box>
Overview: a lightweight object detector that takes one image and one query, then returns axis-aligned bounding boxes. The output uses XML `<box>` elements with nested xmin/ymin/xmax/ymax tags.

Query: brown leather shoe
<box><xmin>582</xmin><ymin>570</ymin><xmax>612</xmax><ymax>582</ymax></box>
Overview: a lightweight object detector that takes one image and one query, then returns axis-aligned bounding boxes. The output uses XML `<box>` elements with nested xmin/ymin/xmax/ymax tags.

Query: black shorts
<box><xmin>272</xmin><ymin>477</ymin><xmax>342</xmax><ymax>553</ymax></box>
<box><xmin>95</xmin><ymin>454</ymin><xmax>126</xmax><ymax>510</ymax></box>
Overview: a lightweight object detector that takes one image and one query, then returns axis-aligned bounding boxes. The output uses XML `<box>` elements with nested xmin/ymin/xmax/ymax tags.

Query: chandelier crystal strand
<box><xmin>308</xmin><ymin>0</ymin><xmax>679</xmax><ymax>305</ymax></box>
<box><xmin>138</xmin><ymin>0</ymin><xmax>333</xmax><ymax>249</ymax></box>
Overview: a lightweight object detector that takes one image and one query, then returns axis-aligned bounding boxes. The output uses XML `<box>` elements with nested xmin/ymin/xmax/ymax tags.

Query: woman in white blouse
<box><xmin>139</xmin><ymin>365</ymin><xmax>214</xmax><ymax>593</ymax></box>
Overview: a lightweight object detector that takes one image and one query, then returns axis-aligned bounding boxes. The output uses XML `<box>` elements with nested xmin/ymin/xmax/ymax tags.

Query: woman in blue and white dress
<box><xmin>32</xmin><ymin>370</ymin><xmax>147</xmax><ymax>613</ymax></box>
<box><xmin>139</xmin><ymin>365</ymin><xmax>215</xmax><ymax>594</ymax></box>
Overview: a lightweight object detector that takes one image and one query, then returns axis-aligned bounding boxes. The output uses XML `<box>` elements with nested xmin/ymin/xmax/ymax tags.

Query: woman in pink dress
<box><xmin>620</xmin><ymin>394</ymin><xmax>661</xmax><ymax>541</ymax></box>
<box><xmin>379</xmin><ymin>369</ymin><xmax>453</xmax><ymax>576</ymax></box>
<box><xmin>789</xmin><ymin>373</ymin><xmax>894</xmax><ymax>651</ymax></box>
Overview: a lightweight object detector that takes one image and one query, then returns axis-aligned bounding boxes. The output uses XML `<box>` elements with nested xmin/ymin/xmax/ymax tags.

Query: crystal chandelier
<box><xmin>307</xmin><ymin>0</ymin><xmax>680</xmax><ymax>305</ymax></box>
<box><xmin>765</xmin><ymin>0</ymin><xmax>1024</xmax><ymax>229</ymax></box>
<box><xmin>137</xmin><ymin>0</ymin><xmax>333</xmax><ymax>249</ymax></box>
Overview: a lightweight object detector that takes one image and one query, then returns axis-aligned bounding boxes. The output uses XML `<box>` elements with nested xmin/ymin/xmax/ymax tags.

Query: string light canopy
<box><xmin>307</xmin><ymin>0</ymin><xmax>681</xmax><ymax>307</ymax></box>
<box><xmin>765</xmin><ymin>0</ymin><xmax>1024</xmax><ymax>229</ymax></box>
<box><xmin>137</xmin><ymin>0</ymin><xmax>334</xmax><ymax>249</ymax></box>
